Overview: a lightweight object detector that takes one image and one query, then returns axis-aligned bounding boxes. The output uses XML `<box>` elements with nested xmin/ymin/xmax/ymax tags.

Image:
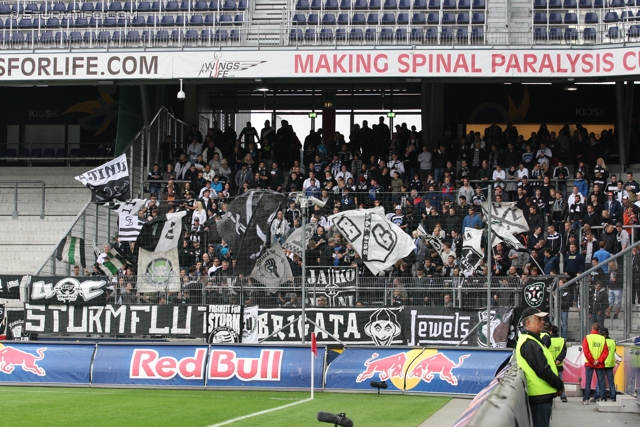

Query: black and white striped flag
<box><xmin>117</xmin><ymin>199</ymin><xmax>147</xmax><ymax>242</ymax></box>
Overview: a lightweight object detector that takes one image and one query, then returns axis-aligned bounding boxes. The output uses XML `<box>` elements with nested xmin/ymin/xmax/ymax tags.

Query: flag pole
<box><xmin>311</xmin><ymin>340</ymin><xmax>315</xmax><ymax>399</ymax></box>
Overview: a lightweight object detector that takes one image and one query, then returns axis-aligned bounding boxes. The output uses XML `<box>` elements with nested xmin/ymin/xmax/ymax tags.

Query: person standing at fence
<box><xmin>516</xmin><ymin>308</ymin><xmax>564</xmax><ymax>427</ymax></box>
<box><xmin>549</xmin><ymin>325</ymin><xmax>568</xmax><ymax>402</ymax></box>
<box><xmin>590</xmin><ymin>282</ymin><xmax>608</xmax><ymax>327</ymax></box>
<box><xmin>598</xmin><ymin>327</ymin><xmax>618</xmax><ymax>402</ymax></box>
<box><xmin>581</xmin><ymin>322</ymin><xmax>609</xmax><ymax>404</ymax></box>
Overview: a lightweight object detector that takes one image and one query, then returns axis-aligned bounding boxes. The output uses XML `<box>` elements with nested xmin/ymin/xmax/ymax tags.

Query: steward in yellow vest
<box><xmin>516</xmin><ymin>308</ymin><xmax>564</xmax><ymax>427</ymax></box>
<box><xmin>549</xmin><ymin>324</ymin><xmax>568</xmax><ymax>402</ymax></box>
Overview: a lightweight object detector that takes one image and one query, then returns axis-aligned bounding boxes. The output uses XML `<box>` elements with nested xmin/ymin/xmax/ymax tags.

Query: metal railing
<box><xmin>0</xmin><ymin>180</ymin><xmax>45</xmax><ymax>219</ymax></box>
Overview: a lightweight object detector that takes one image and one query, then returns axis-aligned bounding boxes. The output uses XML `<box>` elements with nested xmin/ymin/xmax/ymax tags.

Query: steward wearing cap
<box><xmin>516</xmin><ymin>308</ymin><xmax>564</xmax><ymax>427</ymax></box>
<box><xmin>581</xmin><ymin>323</ymin><xmax>609</xmax><ymax>404</ymax></box>
<box><xmin>539</xmin><ymin>319</ymin><xmax>552</xmax><ymax>348</ymax></box>
<box><xmin>549</xmin><ymin>325</ymin><xmax>568</xmax><ymax>402</ymax></box>
<box><xmin>600</xmin><ymin>327</ymin><xmax>618</xmax><ymax>402</ymax></box>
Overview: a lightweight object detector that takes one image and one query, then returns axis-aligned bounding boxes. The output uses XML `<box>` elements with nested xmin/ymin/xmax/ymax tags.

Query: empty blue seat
<box><xmin>194</xmin><ymin>0</ymin><xmax>208</xmax><ymax>10</ymax></box>
<box><xmin>69</xmin><ymin>31</ymin><xmax>83</xmax><ymax>42</ymax></box>
<box><xmin>457</xmin><ymin>12</ymin><xmax>469</xmax><ymax>24</ymax></box>
<box><xmin>95</xmin><ymin>2</ymin><xmax>106</xmax><ymax>12</ymax></box>
<box><xmin>456</xmin><ymin>27</ymin><xmax>468</xmax><ymax>41</ymax></box>
<box><xmin>138</xmin><ymin>1</ymin><xmax>151</xmax><ymax>11</ymax></box>
<box><xmin>472</xmin><ymin>0</ymin><xmax>485</xmax><ymax>7</ymax></box>
<box><xmin>0</xmin><ymin>4</ymin><xmax>10</xmax><ymax>14</ymax></box>
<box><xmin>150</xmin><ymin>0</ymin><xmax>162</xmax><ymax>10</ymax></box>
<box><xmin>83</xmin><ymin>31</ymin><xmax>96</xmax><ymax>43</ymax></box>
<box><xmin>426</xmin><ymin>12</ymin><xmax>438</xmax><ymax>24</ymax></box>
<box><xmin>583</xmin><ymin>27</ymin><xmax>596</xmax><ymax>40</ymax></box>
<box><xmin>399</xmin><ymin>0</ymin><xmax>411</xmax><ymax>8</ymax></box>
<box><xmin>185</xmin><ymin>29</ymin><xmax>199</xmax><ymax>41</ymax></box>
<box><xmin>131</xmin><ymin>16</ymin><xmax>146</xmax><ymax>26</ymax></box>
<box><xmin>384</xmin><ymin>0</ymin><xmax>398</xmax><ymax>8</ymax></box>
<box><xmin>112</xmin><ymin>30</ymin><xmax>126</xmax><ymax>42</ymax></box>
<box><xmin>578</xmin><ymin>0</ymin><xmax>592</xmax><ymax>6</ymax></box>
<box><xmin>349</xmin><ymin>28</ymin><xmax>364</xmax><ymax>39</ymax></box>
<box><xmin>584</xmin><ymin>12</ymin><xmax>598</xmax><ymax>23</ymax></box>
<box><xmin>336</xmin><ymin>28</ymin><xmax>347</xmax><ymax>39</ymax></box>
<box><xmin>127</xmin><ymin>30</ymin><xmax>140</xmax><ymax>42</ymax></box>
<box><xmin>397</xmin><ymin>12</ymin><xmax>409</xmax><ymax>24</ymax></box>
<box><xmin>208</xmin><ymin>0</ymin><xmax>220</xmax><ymax>9</ymax></box>
<box><xmin>548</xmin><ymin>0</ymin><xmax>562</xmax><ymax>7</ymax></box>
<box><xmin>304</xmin><ymin>28</ymin><xmax>316</xmax><ymax>40</ymax></box>
<box><xmin>123</xmin><ymin>1</ymin><xmax>137</xmax><ymax>10</ymax></box>
<box><xmin>204</xmin><ymin>15</ymin><xmax>215</xmax><ymax>25</ymax></box>
<box><xmin>233</xmin><ymin>14</ymin><xmax>243</xmax><ymax>24</ymax></box>
<box><xmin>30</xmin><ymin>148</ymin><xmax>43</xmax><ymax>158</ymax></box>
<box><xmin>471</xmin><ymin>27</ymin><xmax>483</xmax><ymax>41</ymax></box>
<box><xmin>170</xmin><ymin>30</ymin><xmax>182</xmax><ymax>43</ymax></box>
<box><xmin>628</xmin><ymin>24</ymin><xmax>640</xmax><ymax>36</ymax></box>
<box><xmin>441</xmin><ymin>12</ymin><xmax>455</xmax><ymax>24</ymax></box>
<box><xmin>607</xmin><ymin>26</ymin><xmax>619</xmax><ymax>39</ymax></box>
<box><xmin>564</xmin><ymin>27</ymin><xmax>578</xmax><ymax>40</ymax></box>
<box><xmin>142</xmin><ymin>30</ymin><xmax>150</xmax><ymax>41</ymax></box>
<box><xmin>441</xmin><ymin>27</ymin><xmax>453</xmax><ymax>40</ymax></box>
<box><xmin>425</xmin><ymin>27</ymin><xmax>438</xmax><ymax>41</ymax></box>
<box><xmin>41</xmin><ymin>31</ymin><xmax>54</xmax><ymax>43</ymax></box>
<box><xmin>97</xmin><ymin>31</ymin><xmax>110</xmax><ymax>42</ymax></box>
<box><xmin>11</xmin><ymin>3</ymin><xmax>24</xmax><ymax>13</ymax></box>
<box><xmin>46</xmin><ymin>18</ymin><xmax>60</xmax><ymax>28</ymax></box>
<box><xmin>174</xmin><ymin>15</ymin><xmax>185</xmax><ymax>26</ymax></box>
<box><xmin>18</xmin><ymin>148</ymin><xmax>30</xmax><ymax>158</ymax></box>
<box><xmin>237</xmin><ymin>0</ymin><xmax>247</xmax><ymax>10</ymax></box>
<box><xmin>549</xmin><ymin>27</ymin><xmax>563</xmax><ymax>39</ymax></box>
<box><xmin>74</xmin><ymin>18</ymin><xmax>89</xmax><ymax>27</ymax></box>
<box><xmin>593</xmin><ymin>0</ymin><xmax>603</xmax><ymax>7</ymax></box>
<box><xmin>160</xmin><ymin>16</ymin><xmax>175</xmax><ymax>26</ymax></box>
<box><xmin>365</xmin><ymin>28</ymin><xmax>377</xmax><ymax>40</ymax></box>
<box><xmin>200</xmin><ymin>29</ymin><xmax>213</xmax><ymax>40</ymax></box>
<box><xmin>337</xmin><ymin>13</ymin><xmax>349</xmax><ymax>24</ymax></box>
<box><xmin>18</xmin><ymin>19</ymin><xmax>33</xmax><ymax>28</ymax></box>
<box><xmin>352</xmin><ymin>13</ymin><xmax>366</xmax><ymax>24</ymax></box>
<box><xmin>610</xmin><ymin>0</ymin><xmax>624</xmax><ymax>6</ymax></box>
<box><xmin>166</xmin><ymin>1</ymin><xmax>181</xmax><ymax>10</ymax></box>
<box><xmin>382</xmin><ymin>13</ymin><xmax>395</xmax><ymax>23</ymax></box>
<box><xmin>621</xmin><ymin>11</ymin><xmax>634</xmax><ymax>20</ymax></box>
<box><xmin>549</xmin><ymin>12</ymin><xmax>562</xmax><ymax>24</ymax></box>
<box><xmin>353</xmin><ymin>0</ymin><xmax>368</xmax><ymax>8</ymax></box>
<box><xmin>65</xmin><ymin>3</ymin><xmax>78</xmax><ymax>11</ymax></box>
<box><xmin>109</xmin><ymin>1</ymin><xmax>123</xmax><ymax>11</ymax></box>
<box><xmin>534</xmin><ymin>12</ymin><xmax>547</xmax><ymax>24</ymax></box>
<box><xmin>43</xmin><ymin>148</ymin><xmax>55</xmax><ymax>158</ymax></box>
<box><xmin>322</xmin><ymin>13</ymin><xmax>337</xmax><ymax>24</ymax></box>
<box><xmin>179</xmin><ymin>1</ymin><xmax>191</xmax><ymax>11</ymax></box>
<box><xmin>637</xmin><ymin>10</ymin><xmax>640</xmax><ymax>20</ymax></box>
<box><xmin>190</xmin><ymin>15</ymin><xmax>204</xmax><ymax>25</ymax></box>
<box><xmin>395</xmin><ymin>27</ymin><xmax>407</xmax><ymax>40</ymax></box>
<box><xmin>472</xmin><ymin>12</ymin><xmax>484</xmax><ymax>23</ymax></box>
<box><xmin>425</xmin><ymin>0</ymin><xmax>437</xmax><ymax>8</ymax></box>
<box><xmin>326</xmin><ymin>0</ymin><xmax>340</xmax><ymax>9</ymax></box>
<box><xmin>603</xmin><ymin>12</ymin><xmax>619</xmax><ymax>23</ymax></box>
<box><xmin>534</xmin><ymin>27</ymin><xmax>547</xmax><ymax>40</ymax></box>
<box><xmin>627</xmin><ymin>0</ymin><xmax>638</xmax><ymax>5</ymax></box>
<box><xmin>458</xmin><ymin>0</ymin><xmax>471</xmax><ymax>8</ymax></box>
<box><xmin>307</xmin><ymin>13</ymin><xmax>319</xmax><ymax>24</ymax></box>
<box><xmin>564</xmin><ymin>13</ymin><xmax>577</xmax><ymax>24</ymax></box>
<box><xmin>311</xmin><ymin>0</ymin><xmax>323</xmax><ymax>9</ymax></box>
<box><xmin>147</xmin><ymin>16</ymin><xmax>159</xmax><ymax>26</ymax></box>
<box><xmin>369</xmin><ymin>0</ymin><xmax>382</xmax><ymax>8</ymax></box>
<box><xmin>320</xmin><ymin>28</ymin><xmax>334</xmax><ymax>39</ymax></box>
<box><xmin>563</xmin><ymin>0</ymin><xmax>577</xmax><ymax>6</ymax></box>
<box><xmin>443</xmin><ymin>0</ymin><xmax>456</xmax><ymax>8</ymax></box>
<box><xmin>290</xmin><ymin>28</ymin><xmax>303</xmax><ymax>40</ymax></box>
<box><xmin>339</xmin><ymin>0</ymin><xmax>351</xmax><ymax>9</ymax></box>
<box><xmin>533</xmin><ymin>0</ymin><xmax>547</xmax><ymax>8</ymax></box>
<box><xmin>153</xmin><ymin>30</ymin><xmax>169</xmax><ymax>41</ymax></box>
<box><xmin>293</xmin><ymin>13</ymin><xmax>306</xmax><ymax>24</ymax></box>
<box><xmin>367</xmin><ymin>13</ymin><xmax>379</xmax><ymax>24</ymax></box>
<box><xmin>215</xmin><ymin>29</ymin><xmax>229</xmax><ymax>40</ymax></box>
<box><xmin>103</xmin><ymin>17</ymin><xmax>117</xmax><ymax>26</ymax></box>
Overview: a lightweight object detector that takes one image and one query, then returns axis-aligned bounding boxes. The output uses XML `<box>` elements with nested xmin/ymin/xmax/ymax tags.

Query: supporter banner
<box><xmin>242</xmin><ymin>305</ymin><xmax>259</xmax><ymax>343</ymax></box>
<box><xmin>282</xmin><ymin>223</ymin><xmax>316</xmax><ymax>257</ymax></box>
<box><xmin>0</xmin><ymin>343</ymin><xmax>94</xmax><ymax>384</ymax></box>
<box><xmin>91</xmin><ymin>344</ymin><xmax>324</xmax><ymax>389</ymax></box>
<box><xmin>6</xmin><ymin>310</ymin><xmax>33</xmax><ymax>341</ymax></box>
<box><xmin>259</xmin><ymin>307</ymin><xmax>404</xmax><ymax>345</ymax></box>
<box><xmin>6</xmin><ymin>49</ymin><xmax>640</xmax><ymax>82</ymax></box>
<box><xmin>460</xmin><ymin>228</ymin><xmax>484</xmax><ymax>277</ymax></box>
<box><xmin>28</xmin><ymin>276</ymin><xmax>110</xmax><ymax>305</ymax></box>
<box><xmin>520</xmin><ymin>277</ymin><xmax>555</xmax><ymax>311</ymax></box>
<box><xmin>136</xmin><ymin>248</ymin><xmax>181</xmax><ymax>293</ymax></box>
<box><xmin>249</xmin><ymin>242</ymin><xmax>293</xmax><ymax>292</ymax></box>
<box><xmin>0</xmin><ymin>275</ymin><xmax>22</xmax><ymax>300</ymax></box>
<box><xmin>403</xmin><ymin>307</ymin><xmax>476</xmax><ymax>346</ymax></box>
<box><xmin>0</xmin><ymin>304</ymin><xmax>5</xmax><ymax>336</ymax></box>
<box><xmin>325</xmin><ymin>347</ymin><xmax>512</xmax><ymax>395</ymax></box>
<box><xmin>306</xmin><ymin>266</ymin><xmax>357</xmax><ymax>307</ymax></box>
<box><xmin>22</xmin><ymin>304</ymin><xmax>243</xmax><ymax>339</ymax></box>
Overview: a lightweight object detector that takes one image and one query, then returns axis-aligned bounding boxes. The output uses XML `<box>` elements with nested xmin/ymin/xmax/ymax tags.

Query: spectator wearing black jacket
<box><xmin>569</xmin><ymin>195</ymin><xmax>586</xmax><ymax>231</ymax></box>
<box><xmin>546</xmin><ymin>225</ymin><xmax>563</xmax><ymax>255</ymax></box>
<box><xmin>591</xmin><ymin>282</ymin><xmax>608</xmax><ymax>326</ymax></box>
<box><xmin>564</xmin><ymin>243</ymin><xmax>584</xmax><ymax>278</ymax></box>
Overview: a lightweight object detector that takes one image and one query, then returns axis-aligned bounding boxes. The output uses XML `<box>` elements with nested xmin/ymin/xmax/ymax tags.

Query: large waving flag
<box><xmin>136</xmin><ymin>211</ymin><xmax>187</xmax><ymax>252</ymax></box>
<box><xmin>75</xmin><ymin>154</ymin><xmax>130</xmax><ymax>204</ymax></box>
<box><xmin>56</xmin><ymin>236</ymin><xmax>86</xmax><ymax>268</ymax></box>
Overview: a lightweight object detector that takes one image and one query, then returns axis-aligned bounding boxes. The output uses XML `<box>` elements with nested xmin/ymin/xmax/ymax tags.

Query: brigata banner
<box><xmin>91</xmin><ymin>344</ymin><xmax>325</xmax><ymax>388</ymax></box>
<box><xmin>258</xmin><ymin>307</ymin><xmax>404</xmax><ymax>346</ymax></box>
<box><xmin>5</xmin><ymin>48</ymin><xmax>640</xmax><ymax>81</ymax></box>
<box><xmin>22</xmin><ymin>304</ymin><xmax>243</xmax><ymax>339</ymax></box>
<box><xmin>0</xmin><ymin>342</ymin><xmax>94</xmax><ymax>384</ymax></box>
<box><xmin>325</xmin><ymin>347</ymin><xmax>512</xmax><ymax>395</ymax></box>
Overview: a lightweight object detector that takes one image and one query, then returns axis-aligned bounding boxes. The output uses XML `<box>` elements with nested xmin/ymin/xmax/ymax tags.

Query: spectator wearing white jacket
<box><xmin>270</xmin><ymin>210</ymin><xmax>290</xmax><ymax>246</ymax></box>
<box><xmin>418</xmin><ymin>146</ymin><xmax>433</xmax><ymax>182</ymax></box>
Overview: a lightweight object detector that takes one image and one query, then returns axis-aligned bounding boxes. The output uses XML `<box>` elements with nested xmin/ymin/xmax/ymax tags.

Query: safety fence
<box><xmin>0</xmin><ymin>341</ymin><xmax>511</xmax><ymax>395</ymax></box>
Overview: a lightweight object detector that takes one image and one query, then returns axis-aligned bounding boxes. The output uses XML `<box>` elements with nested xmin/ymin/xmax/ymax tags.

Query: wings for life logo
<box><xmin>355</xmin><ymin>349</ymin><xmax>470</xmax><ymax>390</ymax></box>
<box><xmin>524</xmin><ymin>281</ymin><xmax>547</xmax><ymax>308</ymax></box>
<box><xmin>0</xmin><ymin>345</ymin><xmax>47</xmax><ymax>376</ymax></box>
<box><xmin>199</xmin><ymin>52</ymin><xmax>267</xmax><ymax>78</ymax></box>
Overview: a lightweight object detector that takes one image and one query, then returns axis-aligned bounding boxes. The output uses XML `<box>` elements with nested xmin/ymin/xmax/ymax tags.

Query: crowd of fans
<box><xmin>81</xmin><ymin>118</ymin><xmax>640</xmax><ymax>309</ymax></box>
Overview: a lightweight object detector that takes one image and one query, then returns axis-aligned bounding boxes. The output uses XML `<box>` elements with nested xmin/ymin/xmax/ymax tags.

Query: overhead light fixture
<box><xmin>564</xmin><ymin>84</ymin><xmax>578</xmax><ymax>91</ymax></box>
<box><xmin>256</xmin><ymin>87</ymin><xmax>270</xmax><ymax>92</ymax></box>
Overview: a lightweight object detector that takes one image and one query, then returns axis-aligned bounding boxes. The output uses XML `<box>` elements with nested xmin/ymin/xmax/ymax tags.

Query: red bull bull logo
<box><xmin>0</xmin><ymin>346</ymin><xmax>47</xmax><ymax>376</ymax></box>
<box><xmin>356</xmin><ymin>350</ymin><xmax>470</xmax><ymax>390</ymax></box>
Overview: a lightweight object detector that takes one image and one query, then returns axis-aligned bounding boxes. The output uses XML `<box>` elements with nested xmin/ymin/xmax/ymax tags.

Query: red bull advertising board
<box><xmin>325</xmin><ymin>347</ymin><xmax>512</xmax><ymax>395</ymax></box>
<box><xmin>0</xmin><ymin>342</ymin><xmax>94</xmax><ymax>384</ymax></box>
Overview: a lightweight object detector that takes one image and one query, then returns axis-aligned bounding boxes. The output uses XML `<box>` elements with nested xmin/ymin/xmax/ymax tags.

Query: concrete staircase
<box><xmin>0</xmin><ymin>167</ymin><xmax>91</xmax><ymax>275</ymax></box>
<box><xmin>246</xmin><ymin>0</ymin><xmax>288</xmax><ymax>46</ymax></box>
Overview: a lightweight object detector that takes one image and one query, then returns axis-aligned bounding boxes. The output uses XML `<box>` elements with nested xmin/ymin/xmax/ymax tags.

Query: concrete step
<box><xmin>597</xmin><ymin>396</ymin><xmax>640</xmax><ymax>413</ymax></box>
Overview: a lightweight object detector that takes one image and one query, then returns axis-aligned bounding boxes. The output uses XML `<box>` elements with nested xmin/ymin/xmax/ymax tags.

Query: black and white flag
<box><xmin>136</xmin><ymin>211</ymin><xmax>186</xmax><ymax>252</ymax></box>
<box><xmin>75</xmin><ymin>154</ymin><xmax>130</xmax><ymax>204</ymax></box>
<box><xmin>249</xmin><ymin>243</ymin><xmax>293</xmax><ymax>292</ymax></box>
<box><xmin>137</xmin><ymin>247</ymin><xmax>181</xmax><ymax>293</ymax></box>
<box><xmin>481</xmin><ymin>202</ymin><xmax>529</xmax><ymax>234</ymax></box>
<box><xmin>218</xmin><ymin>190</ymin><xmax>287</xmax><ymax>275</ymax></box>
<box><xmin>117</xmin><ymin>199</ymin><xmax>147</xmax><ymax>242</ymax></box>
<box><xmin>329</xmin><ymin>207</ymin><xmax>414</xmax><ymax>275</ymax></box>
<box><xmin>460</xmin><ymin>227</ymin><xmax>484</xmax><ymax>277</ymax></box>
<box><xmin>56</xmin><ymin>236</ymin><xmax>86</xmax><ymax>268</ymax></box>
<box><xmin>282</xmin><ymin>223</ymin><xmax>316</xmax><ymax>257</ymax></box>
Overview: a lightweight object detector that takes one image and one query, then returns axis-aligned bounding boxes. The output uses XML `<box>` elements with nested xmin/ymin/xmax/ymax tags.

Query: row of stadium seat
<box><xmin>1</xmin><ymin>14</ymin><xmax>244</xmax><ymax>27</ymax></box>
<box><xmin>532</xmin><ymin>25</ymin><xmax>640</xmax><ymax>39</ymax></box>
<box><xmin>0</xmin><ymin>28</ymin><xmax>240</xmax><ymax>43</ymax></box>
<box><xmin>295</xmin><ymin>0</ymin><xmax>486</xmax><ymax>9</ymax></box>
<box><xmin>0</xmin><ymin>147</ymin><xmax>111</xmax><ymax>158</ymax></box>
<box><xmin>533</xmin><ymin>0</ymin><xmax>640</xmax><ymax>7</ymax></box>
<box><xmin>0</xmin><ymin>1</ymin><xmax>247</xmax><ymax>13</ymax></box>
<box><xmin>533</xmin><ymin>10</ymin><xmax>640</xmax><ymax>23</ymax></box>
<box><xmin>292</xmin><ymin>11</ymin><xmax>484</xmax><ymax>24</ymax></box>
<box><xmin>290</xmin><ymin>25</ymin><xmax>483</xmax><ymax>41</ymax></box>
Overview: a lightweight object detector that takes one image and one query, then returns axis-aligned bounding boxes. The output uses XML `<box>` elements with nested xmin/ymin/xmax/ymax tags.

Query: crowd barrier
<box><xmin>0</xmin><ymin>342</ymin><xmax>508</xmax><ymax>394</ymax></box>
